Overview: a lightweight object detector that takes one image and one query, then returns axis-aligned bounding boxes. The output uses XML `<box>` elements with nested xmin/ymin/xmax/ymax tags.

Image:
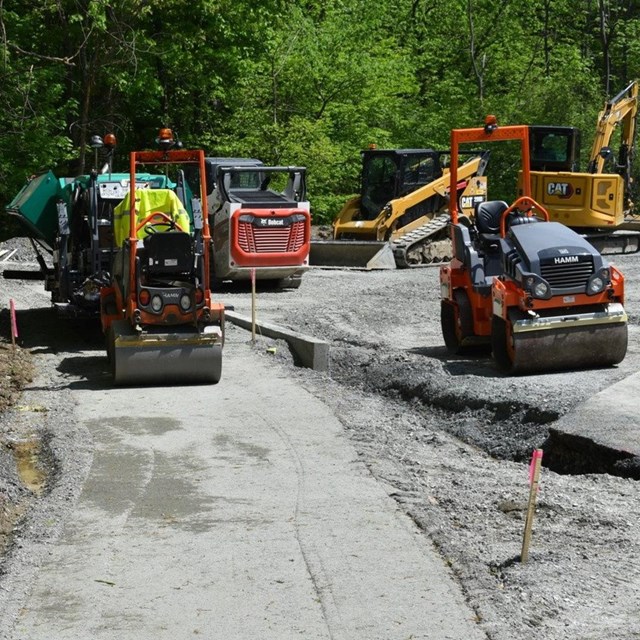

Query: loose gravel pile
<box><xmin>0</xmin><ymin>237</ymin><xmax>639</xmax><ymax>639</ymax></box>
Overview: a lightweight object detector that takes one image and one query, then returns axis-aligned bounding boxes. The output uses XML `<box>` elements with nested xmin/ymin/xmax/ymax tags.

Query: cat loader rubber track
<box><xmin>391</xmin><ymin>213</ymin><xmax>452</xmax><ymax>267</ymax></box>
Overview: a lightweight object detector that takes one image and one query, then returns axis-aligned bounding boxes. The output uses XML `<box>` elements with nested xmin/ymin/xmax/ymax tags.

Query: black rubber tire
<box><xmin>208</xmin><ymin>252</ymin><xmax>225</xmax><ymax>291</ymax></box>
<box><xmin>453</xmin><ymin>289</ymin><xmax>474</xmax><ymax>339</ymax></box>
<box><xmin>275</xmin><ymin>274</ymin><xmax>303</xmax><ymax>290</ymax></box>
<box><xmin>441</xmin><ymin>289</ymin><xmax>475</xmax><ymax>355</ymax></box>
<box><xmin>106</xmin><ymin>325</ymin><xmax>116</xmax><ymax>373</ymax></box>
<box><xmin>491</xmin><ymin>315</ymin><xmax>514</xmax><ymax>373</ymax></box>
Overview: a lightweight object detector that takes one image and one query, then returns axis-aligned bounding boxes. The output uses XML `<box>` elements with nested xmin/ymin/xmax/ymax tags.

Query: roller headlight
<box><xmin>587</xmin><ymin>268</ymin><xmax>610</xmax><ymax>295</ymax></box>
<box><xmin>588</xmin><ymin>276</ymin><xmax>605</xmax><ymax>294</ymax></box>
<box><xmin>533</xmin><ymin>281</ymin><xmax>550</xmax><ymax>298</ymax></box>
<box><xmin>151</xmin><ymin>295</ymin><xmax>163</xmax><ymax>312</ymax></box>
<box><xmin>524</xmin><ymin>274</ymin><xmax>552</xmax><ymax>299</ymax></box>
<box><xmin>179</xmin><ymin>293</ymin><xmax>191</xmax><ymax>311</ymax></box>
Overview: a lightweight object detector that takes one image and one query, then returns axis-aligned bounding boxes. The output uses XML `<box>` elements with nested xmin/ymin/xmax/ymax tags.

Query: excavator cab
<box><xmin>525</xmin><ymin>82</ymin><xmax>640</xmax><ymax>246</ymax></box>
<box><xmin>529</xmin><ymin>126</ymin><xmax>581</xmax><ymax>172</ymax></box>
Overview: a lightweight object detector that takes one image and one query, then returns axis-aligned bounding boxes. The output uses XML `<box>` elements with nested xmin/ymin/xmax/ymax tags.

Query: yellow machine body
<box><xmin>526</xmin><ymin>170</ymin><xmax>625</xmax><ymax>228</ymax></box>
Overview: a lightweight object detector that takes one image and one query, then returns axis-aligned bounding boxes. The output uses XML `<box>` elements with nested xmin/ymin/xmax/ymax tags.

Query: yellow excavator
<box><xmin>526</xmin><ymin>80</ymin><xmax>640</xmax><ymax>254</ymax></box>
<box><xmin>310</xmin><ymin>148</ymin><xmax>489</xmax><ymax>269</ymax></box>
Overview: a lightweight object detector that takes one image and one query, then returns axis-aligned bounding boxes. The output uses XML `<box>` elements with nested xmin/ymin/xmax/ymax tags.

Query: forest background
<box><xmin>0</xmin><ymin>0</ymin><xmax>639</xmax><ymax>236</ymax></box>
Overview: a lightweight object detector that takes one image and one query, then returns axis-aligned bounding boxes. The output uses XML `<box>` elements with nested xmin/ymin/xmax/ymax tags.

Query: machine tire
<box><xmin>441</xmin><ymin>289</ymin><xmax>475</xmax><ymax>355</ymax></box>
<box><xmin>453</xmin><ymin>289</ymin><xmax>473</xmax><ymax>338</ymax></box>
<box><xmin>106</xmin><ymin>325</ymin><xmax>116</xmax><ymax>371</ymax></box>
<box><xmin>441</xmin><ymin>300</ymin><xmax>459</xmax><ymax>352</ymax></box>
<box><xmin>491</xmin><ymin>315</ymin><xmax>514</xmax><ymax>373</ymax></box>
<box><xmin>208</xmin><ymin>254</ymin><xmax>225</xmax><ymax>291</ymax></box>
<box><xmin>275</xmin><ymin>274</ymin><xmax>302</xmax><ymax>290</ymax></box>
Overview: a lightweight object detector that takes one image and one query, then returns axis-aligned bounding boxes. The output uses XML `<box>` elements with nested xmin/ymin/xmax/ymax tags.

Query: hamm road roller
<box><xmin>440</xmin><ymin>117</ymin><xmax>627</xmax><ymax>374</ymax></box>
<box><xmin>100</xmin><ymin>129</ymin><xmax>224</xmax><ymax>385</ymax></box>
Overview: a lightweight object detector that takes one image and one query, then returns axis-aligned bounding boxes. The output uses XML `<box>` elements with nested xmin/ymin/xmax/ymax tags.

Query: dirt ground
<box><xmin>0</xmin><ymin>237</ymin><xmax>639</xmax><ymax>640</ymax></box>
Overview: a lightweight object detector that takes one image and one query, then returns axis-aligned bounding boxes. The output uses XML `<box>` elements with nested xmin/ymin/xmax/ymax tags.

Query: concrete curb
<box><xmin>225</xmin><ymin>310</ymin><xmax>330</xmax><ymax>372</ymax></box>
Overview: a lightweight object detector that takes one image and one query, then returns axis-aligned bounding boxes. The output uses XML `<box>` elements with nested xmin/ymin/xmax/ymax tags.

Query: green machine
<box><xmin>5</xmin><ymin>135</ymin><xmax>177</xmax><ymax>316</ymax></box>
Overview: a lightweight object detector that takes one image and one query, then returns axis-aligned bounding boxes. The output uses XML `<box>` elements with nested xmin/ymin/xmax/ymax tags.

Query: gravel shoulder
<box><xmin>221</xmin><ymin>252</ymin><xmax>640</xmax><ymax>640</ymax></box>
<box><xmin>0</xmin><ymin>240</ymin><xmax>639</xmax><ymax>639</ymax></box>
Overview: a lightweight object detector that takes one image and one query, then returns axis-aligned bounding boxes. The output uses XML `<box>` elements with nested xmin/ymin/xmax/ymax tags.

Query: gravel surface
<box><xmin>1</xmin><ymin>238</ymin><xmax>639</xmax><ymax>639</ymax></box>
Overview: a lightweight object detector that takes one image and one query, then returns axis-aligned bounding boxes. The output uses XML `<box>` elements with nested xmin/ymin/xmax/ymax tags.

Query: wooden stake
<box><xmin>9</xmin><ymin>299</ymin><xmax>18</xmax><ymax>347</ymax></box>
<box><xmin>250</xmin><ymin>268</ymin><xmax>256</xmax><ymax>344</ymax></box>
<box><xmin>521</xmin><ymin>449</ymin><xmax>543</xmax><ymax>563</ymax></box>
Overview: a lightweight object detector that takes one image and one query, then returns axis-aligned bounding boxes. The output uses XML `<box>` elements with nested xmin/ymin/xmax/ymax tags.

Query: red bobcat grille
<box><xmin>237</xmin><ymin>220</ymin><xmax>306</xmax><ymax>254</ymax></box>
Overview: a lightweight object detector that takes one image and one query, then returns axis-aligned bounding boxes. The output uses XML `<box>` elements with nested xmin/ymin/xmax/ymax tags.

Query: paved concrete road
<box><xmin>552</xmin><ymin>370</ymin><xmax>640</xmax><ymax>456</ymax></box>
<box><xmin>8</xmin><ymin>332</ymin><xmax>485</xmax><ymax>640</ymax></box>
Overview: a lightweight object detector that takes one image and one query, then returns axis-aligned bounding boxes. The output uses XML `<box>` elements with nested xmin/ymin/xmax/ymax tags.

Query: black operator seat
<box><xmin>475</xmin><ymin>200</ymin><xmax>508</xmax><ymax>235</ymax></box>
<box><xmin>506</xmin><ymin>211</ymin><xmax>539</xmax><ymax>228</ymax></box>
<box><xmin>473</xmin><ymin>200</ymin><xmax>508</xmax><ymax>282</ymax></box>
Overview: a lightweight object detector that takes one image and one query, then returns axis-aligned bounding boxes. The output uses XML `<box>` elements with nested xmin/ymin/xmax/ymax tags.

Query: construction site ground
<box><xmin>0</xmin><ymin>236</ymin><xmax>639</xmax><ymax>639</ymax></box>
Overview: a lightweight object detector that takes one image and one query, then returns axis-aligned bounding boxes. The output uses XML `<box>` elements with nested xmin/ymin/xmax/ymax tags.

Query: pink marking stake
<box><xmin>529</xmin><ymin>448</ymin><xmax>544</xmax><ymax>485</ymax></box>
<box><xmin>9</xmin><ymin>299</ymin><xmax>18</xmax><ymax>346</ymax></box>
<box><xmin>522</xmin><ymin>448</ymin><xmax>544</xmax><ymax>563</ymax></box>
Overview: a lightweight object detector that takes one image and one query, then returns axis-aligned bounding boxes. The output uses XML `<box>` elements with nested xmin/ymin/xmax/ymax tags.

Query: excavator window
<box><xmin>530</xmin><ymin>126</ymin><xmax>580</xmax><ymax>172</ymax></box>
<box><xmin>534</xmin><ymin>133</ymin><xmax>567</xmax><ymax>162</ymax></box>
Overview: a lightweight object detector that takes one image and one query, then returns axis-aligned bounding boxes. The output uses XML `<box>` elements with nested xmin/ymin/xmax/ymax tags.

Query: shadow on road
<box><xmin>1</xmin><ymin>306</ymin><xmax>111</xmax><ymax>390</ymax></box>
<box><xmin>57</xmin><ymin>354</ymin><xmax>112</xmax><ymax>390</ymax></box>
<box><xmin>1</xmin><ymin>307</ymin><xmax>104</xmax><ymax>353</ymax></box>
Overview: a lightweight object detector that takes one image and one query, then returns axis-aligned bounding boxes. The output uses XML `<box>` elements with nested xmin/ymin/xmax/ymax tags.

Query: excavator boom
<box><xmin>587</xmin><ymin>80</ymin><xmax>638</xmax><ymax>175</ymax></box>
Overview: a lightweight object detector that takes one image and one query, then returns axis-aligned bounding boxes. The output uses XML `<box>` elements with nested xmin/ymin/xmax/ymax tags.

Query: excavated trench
<box><xmin>327</xmin><ymin>343</ymin><xmax>640</xmax><ymax>480</ymax></box>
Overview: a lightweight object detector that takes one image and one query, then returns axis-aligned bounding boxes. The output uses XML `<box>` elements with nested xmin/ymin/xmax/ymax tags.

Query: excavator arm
<box><xmin>587</xmin><ymin>80</ymin><xmax>638</xmax><ymax>175</ymax></box>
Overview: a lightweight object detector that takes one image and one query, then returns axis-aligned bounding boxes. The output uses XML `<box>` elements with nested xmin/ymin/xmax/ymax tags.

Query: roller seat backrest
<box><xmin>113</xmin><ymin>189</ymin><xmax>191</xmax><ymax>247</ymax></box>
<box><xmin>474</xmin><ymin>200</ymin><xmax>508</xmax><ymax>235</ymax></box>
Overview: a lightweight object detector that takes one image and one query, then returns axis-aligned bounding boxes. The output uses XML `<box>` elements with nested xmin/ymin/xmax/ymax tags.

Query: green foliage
<box><xmin>1</xmin><ymin>0</ymin><xmax>640</xmax><ymax>234</ymax></box>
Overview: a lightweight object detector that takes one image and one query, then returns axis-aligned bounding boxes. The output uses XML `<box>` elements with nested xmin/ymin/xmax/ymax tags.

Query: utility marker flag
<box><xmin>529</xmin><ymin>449</ymin><xmax>544</xmax><ymax>486</ymax></box>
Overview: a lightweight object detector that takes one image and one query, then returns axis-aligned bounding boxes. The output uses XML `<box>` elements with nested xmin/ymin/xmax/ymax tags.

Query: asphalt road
<box><xmin>6</xmin><ymin>328</ymin><xmax>484</xmax><ymax>640</ymax></box>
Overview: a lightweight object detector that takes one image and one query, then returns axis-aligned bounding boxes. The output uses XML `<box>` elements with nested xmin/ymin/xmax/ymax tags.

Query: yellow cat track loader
<box><xmin>310</xmin><ymin>148</ymin><xmax>488</xmax><ymax>269</ymax></box>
